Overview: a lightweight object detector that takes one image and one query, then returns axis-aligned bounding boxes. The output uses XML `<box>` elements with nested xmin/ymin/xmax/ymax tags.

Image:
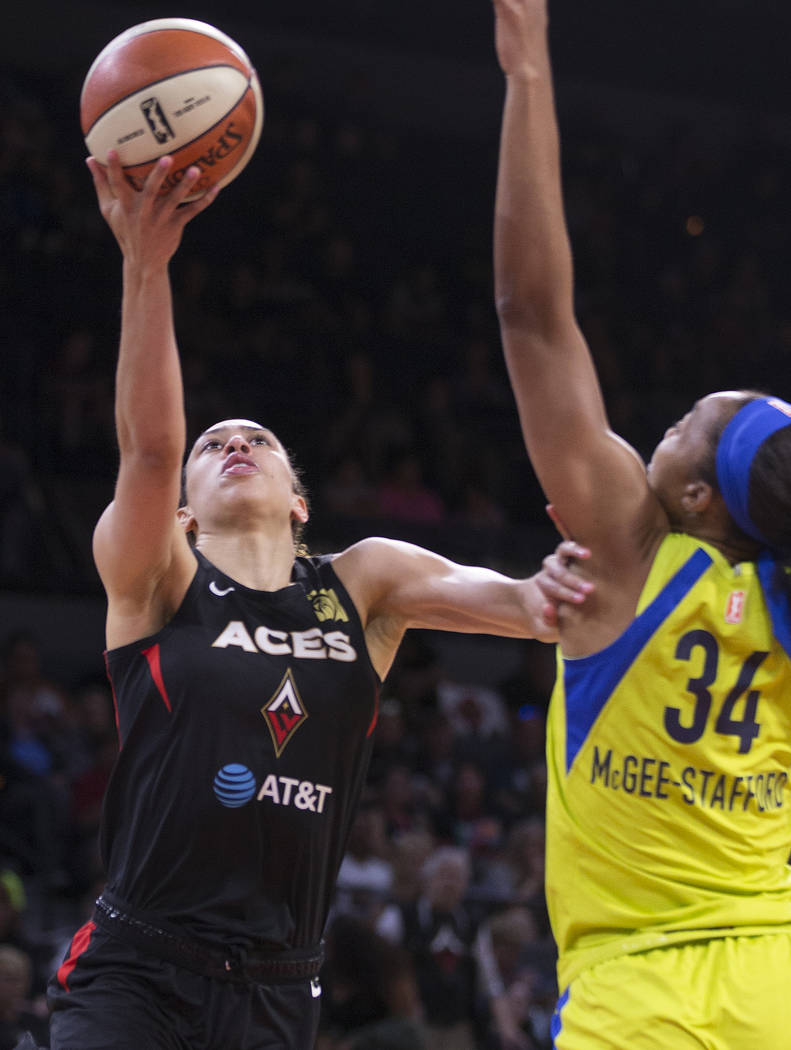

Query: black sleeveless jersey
<box><xmin>100</xmin><ymin>550</ymin><xmax>380</xmax><ymax>950</ymax></box>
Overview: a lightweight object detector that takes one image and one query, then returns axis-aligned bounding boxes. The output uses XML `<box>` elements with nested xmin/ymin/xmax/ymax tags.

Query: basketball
<box><xmin>80</xmin><ymin>18</ymin><xmax>263</xmax><ymax>200</ymax></box>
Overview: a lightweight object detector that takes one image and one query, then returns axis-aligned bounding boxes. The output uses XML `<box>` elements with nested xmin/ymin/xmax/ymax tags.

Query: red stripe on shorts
<box><xmin>57</xmin><ymin>920</ymin><xmax>97</xmax><ymax>991</ymax></box>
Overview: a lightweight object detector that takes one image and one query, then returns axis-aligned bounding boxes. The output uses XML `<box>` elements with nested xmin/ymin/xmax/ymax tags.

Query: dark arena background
<box><xmin>1</xmin><ymin>2</ymin><xmax>790</xmax><ymax>1046</ymax></box>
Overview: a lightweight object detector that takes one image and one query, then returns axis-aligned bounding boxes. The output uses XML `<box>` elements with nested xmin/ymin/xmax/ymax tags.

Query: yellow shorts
<box><xmin>551</xmin><ymin>933</ymin><xmax>791</xmax><ymax>1049</ymax></box>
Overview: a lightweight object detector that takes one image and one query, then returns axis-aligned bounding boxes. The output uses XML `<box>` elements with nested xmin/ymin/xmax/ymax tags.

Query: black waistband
<box><xmin>93</xmin><ymin>893</ymin><xmax>324</xmax><ymax>984</ymax></box>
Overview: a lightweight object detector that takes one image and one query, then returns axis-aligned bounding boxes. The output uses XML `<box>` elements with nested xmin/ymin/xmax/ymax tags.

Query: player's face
<box><xmin>647</xmin><ymin>392</ymin><xmax>742</xmax><ymax>518</ymax></box>
<box><xmin>184</xmin><ymin>420</ymin><xmax>305</xmax><ymax>524</ymax></box>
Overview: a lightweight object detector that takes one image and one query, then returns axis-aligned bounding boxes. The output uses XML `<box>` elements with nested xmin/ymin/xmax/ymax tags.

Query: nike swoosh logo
<box><xmin>209</xmin><ymin>581</ymin><xmax>236</xmax><ymax>597</ymax></box>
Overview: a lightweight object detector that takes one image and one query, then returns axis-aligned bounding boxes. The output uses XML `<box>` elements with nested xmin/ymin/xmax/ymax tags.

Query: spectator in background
<box><xmin>0</xmin><ymin>945</ymin><xmax>49</xmax><ymax>1050</ymax></box>
<box><xmin>334</xmin><ymin>803</ymin><xmax>395</xmax><ymax>937</ymax></box>
<box><xmin>488</xmin><ymin>703</ymin><xmax>547</xmax><ymax>828</ymax></box>
<box><xmin>375</xmin><ymin>450</ymin><xmax>446</xmax><ymax>527</ymax></box>
<box><xmin>413</xmin><ymin>710</ymin><xmax>457</xmax><ymax>804</ymax></box>
<box><xmin>399</xmin><ymin>846</ymin><xmax>479</xmax><ymax>1050</ymax></box>
<box><xmin>382</xmin><ymin>633</ymin><xmax>442</xmax><ymax>716</ymax></box>
<box><xmin>0</xmin><ymin>870</ymin><xmax>52</xmax><ymax>1006</ymax></box>
<box><xmin>489</xmin><ymin>818</ymin><xmax>550</xmax><ymax>939</ymax></box>
<box><xmin>0</xmin><ymin>633</ymin><xmax>67</xmax><ymax>778</ymax></box>
<box><xmin>415</xmin><ymin>377</ymin><xmax>464</xmax><ymax>509</ymax></box>
<box><xmin>474</xmin><ymin>906</ymin><xmax>555</xmax><ymax>1050</ymax></box>
<box><xmin>0</xmin><ymin>636</ymin><xmax>71</xmax><ymax>888</ymax></box>
<box><xmin>0</xmin><ymin>875</ymin><xmax>28</xmax><ymax>958</ymax></box>
<box><xmin>379</xmin><ymin>763</ymin><xmax>432</xmax><ymax>840</ymax></box>
<box><xmin>64</xmin><ymin>682</ymin><xmax>118</xmax><ymax>894</ymax></box>
<box><xmin>0</xmin><ymin>751</ymin><xmax>61</xmax><ymax>889</ymax></box>
<box><xmin>374</xmin><ymin>830</ymin><xmax>437</xmax><ymax>948</ymax></box>
<box><xmin>318</xmin><ymin>913</ymin><xmax>425</xmax><ymax>1050</ymax></box>
<box><xmin>436</xmin><ymin>676</ymin><xmax>509</xmax><ymax>750</ymax></box>
<box><xmin>437</xmin><ymin>760</ymin><xmax>501</xmax><ymax>868</ymax></box>
<box><xmin>322</xmin><ymin>455</ymin><xmax>379</xmax><ymax>520</ymax></box>
<box><xmin>39</xmin><ymin>329</ymin><xmax>114</xmax><ymax>481</ymax></box>
<box><xmin>0</xmin><ymin>427</ymin><xmax>44</xmax><ymax>588</ymax></box>
<box><xmin>325</xmin><ymin>352</ymin><xmax>413</xmax><ymax>485</ymax></box>
<box><xmin>383</xmin><ymin>263</ymin><xmax>447</xmax><ymax>344</ymax></box>
<box><xmin>366</xmin><ymin>699</ymin><xmax>418</xmax><ymax>790</ymax></box>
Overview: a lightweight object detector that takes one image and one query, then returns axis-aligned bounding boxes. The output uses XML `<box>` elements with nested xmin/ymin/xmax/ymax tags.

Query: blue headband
<box><xmin>715</xmin><ymin>397</ymin><xmax>791</xmax><ymax>545</ymax></box>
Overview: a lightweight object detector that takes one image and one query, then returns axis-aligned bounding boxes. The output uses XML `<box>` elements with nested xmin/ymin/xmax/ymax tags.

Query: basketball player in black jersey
<box><xmin>43</xmin><ymin>153</ymin><xmax>590</xmax><ymax>1050</ymax></box>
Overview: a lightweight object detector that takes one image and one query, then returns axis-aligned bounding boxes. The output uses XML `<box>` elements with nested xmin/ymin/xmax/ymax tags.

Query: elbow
<box><xmin>495</xmin><ymin>291</ymin><xmax>552</xmax><ymax>336</ymax></box>
<box><xmin>495</xmin><ymin>288</ymin><xmax>528</xmax><ymax>327</ymax></box>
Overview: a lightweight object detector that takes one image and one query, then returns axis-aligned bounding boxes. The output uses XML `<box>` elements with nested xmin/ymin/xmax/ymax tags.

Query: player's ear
<box><xmin>290</xmin><ymin>495</ymin><xmax>309</xmax><ymax>525</ymax></box>
<box><xmin>177</xmin><ymin>505</ymin><xmax>198</xmax><ymax>538</ymax></box>
<box><xmin>681</xmin><ymin>480</ymin><xmax>713</xmax><ymax>516</ymax></box>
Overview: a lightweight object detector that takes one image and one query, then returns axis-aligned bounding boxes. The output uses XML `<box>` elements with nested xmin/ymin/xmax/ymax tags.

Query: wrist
<box><xmin>122</xmin><ymin>257</ymin><xmax>171</xmax><ymax>285</ymax></box>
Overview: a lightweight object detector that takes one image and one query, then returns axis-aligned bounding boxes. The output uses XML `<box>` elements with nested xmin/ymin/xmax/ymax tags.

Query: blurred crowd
<box><xmin>1</xmin><ymin>46</ymin><xmax>790</xmax><ymax>1050</ymax></box>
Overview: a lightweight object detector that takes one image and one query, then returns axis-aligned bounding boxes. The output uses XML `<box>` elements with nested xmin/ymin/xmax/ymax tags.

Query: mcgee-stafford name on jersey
<box><xmin>589</xmin><ymin>745</ymin><xmax>787</xmax><ymax>813</ymax></box>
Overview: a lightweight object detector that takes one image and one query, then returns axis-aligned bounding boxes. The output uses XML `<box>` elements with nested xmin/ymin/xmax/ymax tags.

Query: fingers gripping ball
<box><xmin>81</xmin><ymin>18</ymin><xmax>263</xmax><ymax>200</ymax></box>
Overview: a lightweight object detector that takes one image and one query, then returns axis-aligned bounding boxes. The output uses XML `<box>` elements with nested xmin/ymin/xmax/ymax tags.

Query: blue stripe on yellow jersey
<box><xmin>546</xmin><ymin>532</ymin><xmax>791</xmax><ymax>988</ymax></box>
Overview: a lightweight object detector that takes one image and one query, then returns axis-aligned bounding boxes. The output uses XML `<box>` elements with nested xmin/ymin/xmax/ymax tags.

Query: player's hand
<box><xmin>85</xmin><ymin>151</ymin><xmax>219</xmax><ymax>267</ymax></box>
<box><xmin>492</xmin><ymin>0</ymin><xmax>548</xmax><ymax>79</ymax></box>
<box><xmin>534</xmin><ymin>538</ymin><xmax>592</xmax><ymax>634</ymax></box>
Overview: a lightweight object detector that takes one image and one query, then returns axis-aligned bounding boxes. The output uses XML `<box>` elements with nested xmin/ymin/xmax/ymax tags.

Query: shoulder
<box><xmin>332</xmin><ymin>536</ymin><xmax>413</xmax><ymax>585</ymax></box>
<box><xmin>332</xmin><ymin>536</ymin><xmax>445</xmax><ymax>603</ymax></box>
<box><xmin>330</xmin><ymin>538</ymin><xmax>396</xmax><ymax>617</ymax></box>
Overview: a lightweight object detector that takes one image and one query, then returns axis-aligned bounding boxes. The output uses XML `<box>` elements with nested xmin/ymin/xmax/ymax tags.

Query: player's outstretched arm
<box><xmin>334</xmin><ymin>536</ymin><xmax>592</xmax><ymax>679</ymax></box>
<box><xmin>89</xmin><ymin>154</ymin><xmax>218</xmax><ymax>629</ymax></box>
<box><xmin>492</xmin><ymin>0</ymin><xmax>660</xmax><ymax>554</ymax></box>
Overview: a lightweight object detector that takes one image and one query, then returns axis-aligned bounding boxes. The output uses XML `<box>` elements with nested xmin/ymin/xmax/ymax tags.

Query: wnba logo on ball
<box><xmin>140</xmin><ymin>97</ymin><xmax>175</xmax><ymax>143</ymax></box>
<box><xmin>213</xmin><ymin>763</ymin><xmax>257</xmax><ymax>808</ymax></box>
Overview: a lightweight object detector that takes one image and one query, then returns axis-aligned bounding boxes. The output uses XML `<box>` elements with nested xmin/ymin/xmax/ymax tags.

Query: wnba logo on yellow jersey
<box><xmin>724</xmin><ymin>590</ymin><xmax>746</xmax><ymax>624</ymax></box>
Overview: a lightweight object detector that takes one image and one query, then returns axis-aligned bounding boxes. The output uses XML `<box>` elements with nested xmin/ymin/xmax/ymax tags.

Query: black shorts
<box><xmin>48</xmin><ymin>919</ymin><xmax>323</xmax><ymax>1050</ymax></box>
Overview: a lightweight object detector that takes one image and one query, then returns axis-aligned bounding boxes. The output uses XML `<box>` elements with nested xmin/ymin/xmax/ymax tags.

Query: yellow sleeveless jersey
<box><xmin>547</xmin><ymin>532</ymin><xmax>791</xmax><ymax>988</ymax></box>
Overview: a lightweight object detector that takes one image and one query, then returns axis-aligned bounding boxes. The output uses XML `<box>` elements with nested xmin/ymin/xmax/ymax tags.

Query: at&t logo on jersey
<box><xmin>213</xmin><ymin>764</ymin><xmax>258</xmax><ymax>807</ymax></box>
<box><xmin>212</xmin><ymin>762</ymin><xmax>333</xmax><ymax>814</ymax></box>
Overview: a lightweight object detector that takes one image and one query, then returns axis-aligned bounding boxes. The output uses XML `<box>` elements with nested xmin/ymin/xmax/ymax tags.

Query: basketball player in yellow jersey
<box><xmin>490</xmin><ymin>0</ymin><xmax>791</xmax><ymax>1046</ymax></box>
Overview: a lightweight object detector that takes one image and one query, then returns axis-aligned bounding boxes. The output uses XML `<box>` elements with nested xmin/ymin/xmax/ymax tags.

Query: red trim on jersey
<box><xmin>103</xmin><ymin>650</ymin><xmax>122</xmax><ymax>747</ymax></box>
<box><xmin>366</xmin><ymin>685</ymin><xmax>380</xmax><ymax>738</ymax></box>
<box><xmin>56</xmin><ymin>919</ymin><xmax>96</xmax><ymax>991</ymax></box>
<box><xmin>142</xmin><ymin>643</ymin><xmax>172</xmax><ymax>713</ymax></box>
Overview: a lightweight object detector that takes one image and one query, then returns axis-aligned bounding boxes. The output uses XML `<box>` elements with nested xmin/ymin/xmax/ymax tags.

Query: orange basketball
<box><xmin>80</xmin><ymin>18</ymin><xmax>263</xmax><ymax>200</ymax></box>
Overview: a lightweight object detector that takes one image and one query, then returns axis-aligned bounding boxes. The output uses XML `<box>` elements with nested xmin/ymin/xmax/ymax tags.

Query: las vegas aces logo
<box><xmin>262</xmin><ymin>669</ymin><xmax>308</xmax><ymax>756</ymax></box>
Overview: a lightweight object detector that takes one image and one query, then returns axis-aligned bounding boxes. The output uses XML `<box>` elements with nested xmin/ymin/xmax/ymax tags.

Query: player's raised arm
<box><xmin>492</xmin><ymin>0</ymin><xmax>664</xmax><ymax>557</ymax></box>
<box><xmin>334</xmin><ymin>536</ymin><xmax>592</xmax><ymax>680</ymax></box>
<box><xmin>88</xmin><ymin>153</ymin><xmax>217</xmax><ymax>636</ymax></box>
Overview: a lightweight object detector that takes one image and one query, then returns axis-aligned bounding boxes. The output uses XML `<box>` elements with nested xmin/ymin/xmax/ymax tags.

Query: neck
<box><xmin>685</xmin><ymin>523</ymin><xmax>761</xmax><ymax>566</ymax></box>
<box><xmin>195</xmin><ymin>527</ymin><xmax>296</xmax><ymax>590</ymax></box>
